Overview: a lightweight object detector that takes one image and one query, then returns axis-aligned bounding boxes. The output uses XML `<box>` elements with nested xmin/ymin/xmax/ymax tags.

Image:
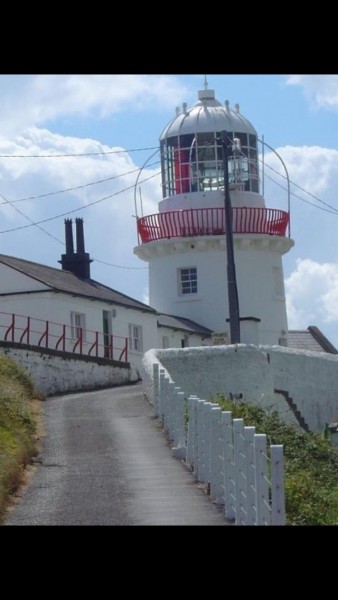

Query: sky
<box><xmin>1</xmin><ymin>74</ymin><xmax>338</xmax><ymax>346</ymax></box>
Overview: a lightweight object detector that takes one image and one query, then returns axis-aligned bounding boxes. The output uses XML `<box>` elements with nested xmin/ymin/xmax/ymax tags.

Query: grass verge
<box><xmin>212</xmin><ymin>395</ymin><xmax>338</xmax><ymax>525</ymax></box>
<box><xmin>0</xmin><ymin>354</ymin><xmax>42</xmax><ymax>524</ymax></box>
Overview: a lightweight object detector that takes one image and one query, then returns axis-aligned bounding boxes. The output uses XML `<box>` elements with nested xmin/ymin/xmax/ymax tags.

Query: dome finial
<box><xmin>204</xmin><ymin>74</ymin><xmax>208</xmax><ymax>90</ymax></box>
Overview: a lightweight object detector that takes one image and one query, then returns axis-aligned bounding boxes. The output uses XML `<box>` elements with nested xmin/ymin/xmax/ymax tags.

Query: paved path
<box><xmin>5</xmin><ymin>383</ymin><xmax>229</xmax><ymax>526</ymax></box>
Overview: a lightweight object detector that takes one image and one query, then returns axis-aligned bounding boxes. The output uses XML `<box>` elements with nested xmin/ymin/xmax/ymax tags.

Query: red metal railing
<box><xmin>137</xmin><ymin>207</ymin><xmax>289</xmax><ymax>244</ymax></box>
<box><xmin>0</xmin><ymin>312</ymin><xmax>128</xmax><ymax>363</ymax></box>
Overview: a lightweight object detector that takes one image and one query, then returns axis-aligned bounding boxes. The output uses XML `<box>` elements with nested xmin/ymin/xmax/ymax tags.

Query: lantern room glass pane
<box><xmin>161</xmin><ymin>130</ymin><xmax>260</xmax><ymax>197</ymax></box>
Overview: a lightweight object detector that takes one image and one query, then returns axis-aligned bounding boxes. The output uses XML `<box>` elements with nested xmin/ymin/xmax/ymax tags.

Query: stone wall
<box><xmin>0</xmin><ymin>341</ymin><xmax>136</xmax><ymax>396</ymax></box>
<box><xmin>142</xmin><ymin>344</ymin><xmax>338</xmax><ymax>432</ymax></box>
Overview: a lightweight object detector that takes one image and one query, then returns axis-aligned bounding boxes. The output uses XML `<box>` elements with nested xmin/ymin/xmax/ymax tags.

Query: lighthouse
<box><xmin>134</xmin><ymin>84</ymin><xmax>294</xmax><ymax>347</ymax></box>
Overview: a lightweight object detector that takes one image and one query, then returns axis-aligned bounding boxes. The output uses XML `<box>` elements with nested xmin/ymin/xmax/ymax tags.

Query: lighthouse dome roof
<box><xmin>160</xmin><ymin>88</ymin><xmax>257</xmax><ymax>140</ymax></box>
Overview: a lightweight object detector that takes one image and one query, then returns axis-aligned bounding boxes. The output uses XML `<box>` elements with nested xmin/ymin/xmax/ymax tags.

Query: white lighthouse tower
<box><xmin>134</xmin><ymin>84</ymin><xmax>294</xmax><ymax>346</ymax></box>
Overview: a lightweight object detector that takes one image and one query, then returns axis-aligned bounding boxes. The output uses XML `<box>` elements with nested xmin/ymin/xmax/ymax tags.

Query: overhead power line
<box><xmin>0</xmin><ymin>146</ymin><xmax>159</xmax><ymax>158</ymax></box>
<box><xmin>0</xmin><ymin>170</ymin><xmax>161</xmax><ymax>234</ymax></box>
<box><xmin>1</xmin><ymin>138</ymin><xmax>336</xmax><ymax>214</ymax></box>
<box><xmin>260</xmin><ymin>157</ymin><xmax>338</xmax><ymax>214</ymax></box>
<box><xmin>262</xmin><ymin>171</ymin><xmax>338</xmax><ymax>215</ymax></box>
<box><xmin>233</xmin><ymin>141</ymin><xmax>338</xmax><ymax>215</ymax></box>
<box><xmin>0</xmin><ymin>192</ymin><xmax>65</xmax><ymax>244</ymax></box>
<box><xmin>0</xmin><ymin>157</ymin><xmax>161</xmax><ymax>270</ymax></box>
<box><xmin>0</xmin><ymin>159</ymin><xmax>161</xmax><ymax>205</ymax></box>
<box><xmin>93</xmin><ymin>258</ymin><xmax>147</xmax><ymax>270</ymax></box>
<box><xmin>1</xmin><ymin>140</ymin><xmax>338</xmax><ymax>272</ymax></box>
<box><xmin>0</xmin><ymin>190</ymin><xmax>149</xmax><ymax>269</ymax></box>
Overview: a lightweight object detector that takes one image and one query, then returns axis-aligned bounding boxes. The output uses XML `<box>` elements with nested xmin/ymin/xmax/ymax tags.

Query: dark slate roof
<box><xmin>0</xmin><ymin>254</ymin><xmax>156</xmax><ymax>313</ymax></box>
<box><xmin>288</xmin><ymin>326</ymin><xmax>337</xmax><ymax>354</ymax></box>
<box><xmin>157</xmin><ymin>313</ymin><xmax>213</xmax><ymax>336</ymax></box>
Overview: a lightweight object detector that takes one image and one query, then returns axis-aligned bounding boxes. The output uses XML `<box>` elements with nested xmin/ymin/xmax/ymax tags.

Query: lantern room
<box><xmin>160</xmin><ymin>88</ymin><xmax>259</xmax><ymax>198</ymax></box>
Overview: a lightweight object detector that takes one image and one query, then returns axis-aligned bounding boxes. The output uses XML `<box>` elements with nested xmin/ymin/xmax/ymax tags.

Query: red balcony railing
<box><xmin>0</xmin><ymin>311</ymin><xmax>128</xmax><ymax>363</ymax></box>
<box><xmin>137</xmin><ymin>207</ymin><xmax>289</xmax><ymax>244</ymax></box>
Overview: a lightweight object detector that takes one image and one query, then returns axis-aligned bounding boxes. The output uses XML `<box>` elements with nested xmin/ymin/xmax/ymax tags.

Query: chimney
<box><xmin>65</xmin><ymin>218</ymin><xmax>74</xmax><ymax>254</ymax></box>
<box><xmin>59</xmin><ymin>218</ymin><xmax>93</xmax><ymax>279</ymax></box>
<box><xmin>76</xmin><ymin>217</ymin><xmax>85</xmax><ymax>253</ymax></box>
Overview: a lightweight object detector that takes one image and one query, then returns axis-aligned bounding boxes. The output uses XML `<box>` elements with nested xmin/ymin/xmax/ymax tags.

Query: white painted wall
<box><xmin>0</xmin><ymin>261</ymin><xmax>244</xmax><ymax>384</ymax></box>
<box><xmin>0</xmin><ymin>343</ymin><xmax>134</xmax><ymax>396</ymax></box>
<box><xmin>159</xmin><ymin>190</ymin><xmax>265</xmax><ymax>212</ymax></box>
<box><xmin>157</xmin><ymin>327</ymin><xmax>211</xmax><ymax>349</ymax></box>
<box><xmin>0</xmin><ymin>267</ymin><xmax>209</xmax><ymax>375</ymax></box>
<box><xmin>0</xmin><ymin>286</ymin><xmax>159</xmax><ymax>376</ymax></box>
<box><xmin>140</xmin><ymin>235</ymin><xmax>293</xmax><ymax>346</ymax></box>
<box><xmin>142</xmin><ymin>344</ymin><xmax>338</xmax><ymax>433</ymax></box>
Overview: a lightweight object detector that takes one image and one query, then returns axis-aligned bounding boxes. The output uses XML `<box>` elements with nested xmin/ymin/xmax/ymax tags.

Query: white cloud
<box><xmin>262</xmin><ymin>144</ymin><xmax>338</xmax><ymax>272</ymax></box>
<box><xmin>0</xmin><ymin>127</ymin><xmax>160</xmax><ymax>300</ymax></box>
<box><xmin>262</xmin><ymin>143</ymin><xmax>338</xmax><ymax>347</ymax></box>
<box><xmin>264</xmin><ymin>143</ymin><xmax>338</xmax><ymax>199</ymax></box>
<box><xmin>0</xmin><ymin>75</ymin><xmax>189</xmax><ymax>135</ymax></box>
<box><xmin>0</xmin><ymin>127</ymin><xmax>160</xmax><ymax>209</ymax></box>
<box><xmin>285</xmin><ymin>258</ymin><xmax>338</xmax><ymax>343</ymax></box>
<box><xmin>286</xmin><ymin>75</ymin><xmax>338</xmax><ymax>109</ymax></box>
<box><xmin>142</xmin><ymin>288</ymin><xmax>150</xmax><ymax>305</ymax></box>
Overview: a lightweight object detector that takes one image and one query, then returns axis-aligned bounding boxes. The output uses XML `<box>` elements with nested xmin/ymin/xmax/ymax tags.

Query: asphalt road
<box><xmin>5</xmin><ymin>383</ymin><xmax>228</xmax><ymax>526</ymax></box>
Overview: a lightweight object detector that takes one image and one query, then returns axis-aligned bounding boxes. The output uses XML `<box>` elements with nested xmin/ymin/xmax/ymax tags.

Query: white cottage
<box><xmin>0</xmin><ymin>218</ymin><xmax>212</xmax><ymax>376</ymax></box>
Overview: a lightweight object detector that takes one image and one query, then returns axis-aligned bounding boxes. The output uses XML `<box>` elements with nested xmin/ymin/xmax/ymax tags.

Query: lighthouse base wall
<box><xmin>142</xmin><ymin>345</ymin><xmax>338</xmax><ymax>433</ymax></box>
<box><xmin>143</xmin><ymin>235</ymin><xmax>292</xmax><ymax>347</ymax></box>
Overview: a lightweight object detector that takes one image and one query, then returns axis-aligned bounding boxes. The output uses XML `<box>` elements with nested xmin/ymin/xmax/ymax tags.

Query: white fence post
<box><xmin>176</xmin><ymin>390</ymin><xmax>186</xmax><ymax>446</ymax></box>
<box><xmin>153</xmin><ymin>363</ymin><xmax>159</xmax><ymax>415</ymax></box>
<box><xmin>186</xmin><ymin>396</ymin><xmax>198</xmax><ymax>471</ymax></box>
<box><xmin>162</xmin><ymin>376</ymin><xmax>170</xmax><ymax>433</ymax></box>
<box><xmin>222</xmin><ymin>411</ymin><xmax>235</xmax><ymax>521</ymax></box>
<box><xmin>254</xmin><ymin>434</ymin><xmax>270</xmax><ymax>525</ymax></box>
<box><xmin>170</xmin><ymin>384</ymin><xmax>177</xmax><ymax>443</ymax></box>
<box><xmin>270</xmin><ymin>445</ymin><xmax>286</xmax><ymax>525</ymax></box>
<box><xmin>210</xmin><ymin>406</ymin><xmax>224</xmax><ymax>505</ymax></box>
<box><xmin>159</xmin><ymin>369</ymin><xmax>166</xmax><ymax>425</ymax></box>
<box><xmin>203</xmin><ymin>402</ymin><xmax>212</xmax><ymax>484</ymax></box>
<box><xmin>233</xmin><ymin>418</ymin><xmax>247</xmax><ymax>525</ymax></box>
<box><xmin>172</xmin><ymin>386</ymin><xmax>180</xmax><ymax>445</ymax></box>
<box><xmin>186</xmin><ymin>396</ymin><xmax>194</xmax><ymax>469</ymax></box>
<box><xmin>244</xmin><ymin>426</ymin><xmax>256</xmax><ymax>525</ymax></box>
<box><xmin>195</xmin><ymin>399</ymin><xmax>205</xmax><ymax>481</ymax></box>
<box><xmin>179</xmin><ymin>392</ymin><xmax>187</xmax><ymax>450</ymax></box>
<box><xmin>167</xmin><ymin>381</ymin><xmax>176</xmax><ymax>441</ymax></box>
<box><xmin>172</xmin><ymin>389</ymin><xmax>187</xmax><ymax>460</ymax></box>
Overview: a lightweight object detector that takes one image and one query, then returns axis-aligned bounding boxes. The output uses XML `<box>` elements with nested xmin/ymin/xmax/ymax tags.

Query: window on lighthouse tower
<box><xmin>178</xmin><ymin>267</ymin><xmax>198</xmax><ymax>295</ymax></box>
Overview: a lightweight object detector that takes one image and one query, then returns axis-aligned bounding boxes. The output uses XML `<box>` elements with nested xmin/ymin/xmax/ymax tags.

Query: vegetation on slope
<box><xmin>213</xmin><ymin>395</ymin><xmax>338</xmax><ymax>526</ymax></box>
<box><xmin>0</xmin><ymin>354</ymin><xmax>40</xmax><ymax>523</ymax></box>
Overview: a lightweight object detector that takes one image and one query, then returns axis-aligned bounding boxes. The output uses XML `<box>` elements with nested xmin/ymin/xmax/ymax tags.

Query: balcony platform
<box><xmin>137</xmin><ymin>207</ymin><xmax>289</xmax><ymax>244</ymax></box>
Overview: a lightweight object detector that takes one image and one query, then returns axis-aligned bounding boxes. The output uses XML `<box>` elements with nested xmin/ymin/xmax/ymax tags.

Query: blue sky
<box><xmin>1</xmin><ymin>74</ymin><xmax>338</xmax><ymax>346</ymax></box>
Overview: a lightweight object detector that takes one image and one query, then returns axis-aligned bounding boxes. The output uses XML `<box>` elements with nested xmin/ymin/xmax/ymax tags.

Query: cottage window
<box><xmin>71</xmin><ymin>312</ymin><xmax>86</xmax><ymax>341</ymax></box>
<box><xmin>128</xmin><ymin>324</ymin><xmax>143</xmax><ymax>352</ymax></box>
